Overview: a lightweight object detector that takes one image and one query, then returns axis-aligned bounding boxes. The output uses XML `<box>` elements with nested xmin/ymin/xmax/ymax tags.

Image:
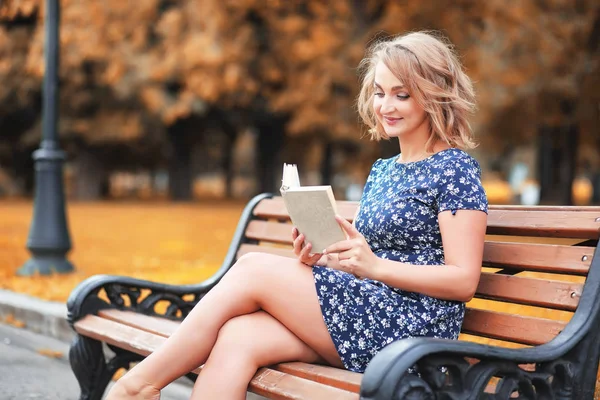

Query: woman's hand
<box><xmin>323</xmin><ymin>216</ymin><xmax>381</xmax><ymax>280</ymax></box>
<box><xmin>292</xmin><ymin>227</ymin><xmax>322</xmax><ymax>266</ymax></box>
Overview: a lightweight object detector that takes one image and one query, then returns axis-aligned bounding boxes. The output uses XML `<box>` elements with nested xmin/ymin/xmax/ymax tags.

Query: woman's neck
<box><xmin>397</xmin><ymin>118</ymin><xmax>434</xmax><ymax>163</ymax></box>
<box><xmin>397</xmin><ymin>130</ymin><xmax>432</xmax><ymax>163</ymax></box>
<box><xmin>397</xmin><ymin>135</ymin><xmax>451</xmax><ymax>163</ymax></box>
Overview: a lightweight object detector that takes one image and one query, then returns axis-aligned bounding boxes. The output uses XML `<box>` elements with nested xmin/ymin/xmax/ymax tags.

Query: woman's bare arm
<box><xmin>324</xmin><ymin>210</ymin><xmax>487</xmax><ymax>302</ymax></box>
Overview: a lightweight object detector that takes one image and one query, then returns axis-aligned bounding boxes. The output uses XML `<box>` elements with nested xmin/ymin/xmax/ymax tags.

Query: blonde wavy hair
<box><xmin>357</xmin><ymin>31</ymin><xmax>477</xmax><ymax>151</ymax></box>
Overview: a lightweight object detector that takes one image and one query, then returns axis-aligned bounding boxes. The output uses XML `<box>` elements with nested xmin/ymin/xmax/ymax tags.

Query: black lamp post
<box><xmin>17</xmin><ymin>0</ymin><xmax>75</xmax><ymax>276</ymax></box>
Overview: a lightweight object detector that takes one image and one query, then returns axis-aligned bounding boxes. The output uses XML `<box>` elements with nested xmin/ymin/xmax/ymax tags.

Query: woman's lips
<box><xmin>383</xmin><ymin>116</ymin><xmax>403</xmax><ymax>125</ymax></box>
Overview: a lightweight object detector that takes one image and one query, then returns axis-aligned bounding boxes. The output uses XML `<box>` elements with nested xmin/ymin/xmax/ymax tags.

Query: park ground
<box><xmin>0</xmin><ymin>200</ymin><xmax>245</xmax><ymax>302</ymax></box>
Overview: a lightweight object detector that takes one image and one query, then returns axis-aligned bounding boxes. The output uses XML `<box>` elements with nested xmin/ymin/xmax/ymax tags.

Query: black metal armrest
<box><xmin>66</xmin><ymin>274</ymin><xmax>219</xmax><ymax>325</ymax></box>
<box><xmin>361</xmin><ymin>337</ymin><xmax>566</xmax><ymax>399</ymax></box>
<box><xmin>362</xmin><ymin>312</ymin><xmax>600</xmax><ymax>399</ymax></box>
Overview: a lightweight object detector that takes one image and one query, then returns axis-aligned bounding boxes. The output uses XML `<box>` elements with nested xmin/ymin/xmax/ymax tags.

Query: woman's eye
<box><xmin>374</xmin><ymin>92</ymin><xmax>384</xmax><ymax>98</ymax></box>
<box><xmin>397</xmin><ymin>94</ymin><xmax>410</xmax><ymax>100</ymax></box>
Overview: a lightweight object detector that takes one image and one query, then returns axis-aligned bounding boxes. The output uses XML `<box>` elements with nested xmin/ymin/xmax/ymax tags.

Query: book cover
<box><xmin>280</xmin><ymin>164</ymin><xmax>346</xmax><ymax>251</ymax></box>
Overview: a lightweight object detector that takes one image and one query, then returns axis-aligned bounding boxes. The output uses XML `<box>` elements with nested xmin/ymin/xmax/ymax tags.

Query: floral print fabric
<box><xmin>312</xmin><ymin>148</ymin><xmax>488</xmax><ymax>372</ymax></box>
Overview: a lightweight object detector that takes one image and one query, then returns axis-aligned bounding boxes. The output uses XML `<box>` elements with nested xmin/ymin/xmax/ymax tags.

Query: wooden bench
<box><xmin>67</xmin><ymin>193</ymin><xmax>600</xmax><ymax>399</ymax></box>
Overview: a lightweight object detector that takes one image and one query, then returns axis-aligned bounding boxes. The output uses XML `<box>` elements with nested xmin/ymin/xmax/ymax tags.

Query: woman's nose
<box><xmin>380</xmin><ymin>97</ymin><xmax>395</xmax><ymax>113</ymax></box>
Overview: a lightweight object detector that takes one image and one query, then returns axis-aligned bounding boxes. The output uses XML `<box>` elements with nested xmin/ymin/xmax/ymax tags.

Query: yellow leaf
<box><xmin>37</xmin><ymin>348</ymin><xmax>64</xmax><ymax>359</ymax></box>
<box><xmin>3</xmin><ymin>314</ymin><xmax>26</xmax><ymax>329</ymax></box>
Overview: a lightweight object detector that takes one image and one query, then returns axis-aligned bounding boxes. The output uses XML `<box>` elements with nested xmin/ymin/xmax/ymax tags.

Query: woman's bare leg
<box><xmin>191</xmin><ymin>310</ymin><xmax>323</xmax><ymax>400</ymax></box>
<box><xmin>106</xmin><ymin>252</ymin><xmax>342</xmax><ymax>399</ymax></box>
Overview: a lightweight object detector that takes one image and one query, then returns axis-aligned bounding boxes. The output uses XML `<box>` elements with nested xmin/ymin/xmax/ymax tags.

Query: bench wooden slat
<box><xmin>97</xmin><ymin>310</ymin><xmax>363</xmax><ymax>393</ymax></box>
<box><xmin>274</xmin><ymin>363</ymin><xmax>361</xmax><ymax>394</ymax></box>
<box><xmin>254</xmin><ymin>198</ymin><xmax>357</xmax><ymax>221</ymax></box>
<box><xmin>249</xmin><ymin>368</ymin><xmax>358</xmax><ymax>400</ymax></box>
<box><xmin>475</xmin><ymin>273</ymin><xmax>582</xmax><ymax>311</ymax></box>
<box><xmin>253</xmin><ymin>198</ymin><xmax>600</xmax><ymax>239</ymax></box>
<box><xmin>487</xmin><ymin>205</ymin><xmax>600</xmax><ymax>212</ymax></box>
<box><xmin>246</xmin><ymin>220</ymin><xmax>294</xmax><ymax>244</ymax></box>
<box><xmin>486</xmin><ymin>210</ymin><xmax>600</xmax><ymax>239</ymax></box>
<box><xmin>74</xmin><ymin>315</ymin><xmax>167</xmax><ymax>358</ymax></box>
<box><xmin>483</xmin><ymin>241</ymin><xmax>592</xmax><ymax>275</ymax></box>
<box><xmin>99</xmin><ymin>309</ymin><xmax>180</xmax><ymax>336</ymax></box>
<box><xmin>245</xmin><ymin>220</ymin><xmax>593</xmax><ymax>275</ymax></box>
<box><xmin>462</xmin><ymin>309</ymin><xmax>566</xmax><ymax>346</ymax></box>
<box><xmin>75</xmin><ymin>315</ymin><xmax>358</xmax><ymax>399</ymax></box>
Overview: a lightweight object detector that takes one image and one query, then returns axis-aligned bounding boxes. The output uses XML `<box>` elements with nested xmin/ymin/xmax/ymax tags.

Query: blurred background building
<box><xmin>0</xmin><ymin>0</ymin><xmax>598</xmax><ymax>205</ymax></box>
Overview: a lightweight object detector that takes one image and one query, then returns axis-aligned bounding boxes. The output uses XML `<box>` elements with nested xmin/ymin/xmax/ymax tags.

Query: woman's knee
<box><xmin>231</xmin><ymin>252</ymin><xmax>270</xmax><ymax>274</ymax></box>
<box><xmin>227</xmin><ymin>252</ymin><xmax>288</xmax><ymax>283</ymax></box>
<box><xmin>221</xmin><ymin>252</ymin><xmax>315</xmax><ymax>308</ymax></box>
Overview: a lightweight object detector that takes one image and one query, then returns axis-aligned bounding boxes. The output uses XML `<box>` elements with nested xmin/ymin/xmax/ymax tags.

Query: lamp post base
<box><xmin>17</xmin><ymin>256</ymin><xmax>75</xmax><ymax>276</ymax></box>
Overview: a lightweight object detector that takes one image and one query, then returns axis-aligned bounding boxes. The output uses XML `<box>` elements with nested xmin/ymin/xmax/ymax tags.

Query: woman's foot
<box><xmin>105</xmin><ymin>375</ymin><xmax>161</xmax><ymax>400</ymax></box>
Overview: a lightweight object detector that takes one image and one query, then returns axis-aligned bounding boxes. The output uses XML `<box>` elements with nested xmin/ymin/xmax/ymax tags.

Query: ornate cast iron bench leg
<box><xmin>69</xmin><ymin>334</ymin><xmax>141</xmax><ymax>400</ymax></box>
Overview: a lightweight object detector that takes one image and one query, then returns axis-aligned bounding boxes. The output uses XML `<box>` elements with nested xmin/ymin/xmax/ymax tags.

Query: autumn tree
<box><xmin>1</xmin><ymin>0</ymin><xmax>598</xmax><ymax>202</ymax></box>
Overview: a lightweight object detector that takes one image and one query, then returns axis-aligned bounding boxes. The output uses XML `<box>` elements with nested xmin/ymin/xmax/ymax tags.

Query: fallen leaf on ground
<box><xmin>3</xmin><ymin>314</ymin><xmax>26</xmax><ymax>328</ymax></box>
<box><xmin>37</xmin><ymin>348</ymin><xmax>64</xmax><ymax>359</ymax></box>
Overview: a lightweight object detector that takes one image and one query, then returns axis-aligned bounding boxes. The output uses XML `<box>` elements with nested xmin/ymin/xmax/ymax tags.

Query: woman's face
<box><xmin>373</xmin><ymin>61</ymin><xmax>428</xmax><ymax>139</ymax></box>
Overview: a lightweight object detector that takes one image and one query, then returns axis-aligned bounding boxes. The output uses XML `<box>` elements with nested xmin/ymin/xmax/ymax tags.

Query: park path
<box><xmin>0</xmin><ymin>322</ymin><xmax>266</xmax><ymax>399</ymax></box>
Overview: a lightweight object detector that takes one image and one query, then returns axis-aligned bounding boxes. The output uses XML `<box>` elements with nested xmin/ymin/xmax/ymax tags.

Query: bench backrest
<box><xmin>236</xmin><ymin>196</ymin><xmax>600</xmax><ymax>350</ymax></box>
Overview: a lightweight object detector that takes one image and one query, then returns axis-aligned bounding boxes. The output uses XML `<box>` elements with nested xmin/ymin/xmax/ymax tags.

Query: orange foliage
<box><xmin>1</xmin><ymin>0</ymin><xmax>598</xmax><ymax>150</ymax></box>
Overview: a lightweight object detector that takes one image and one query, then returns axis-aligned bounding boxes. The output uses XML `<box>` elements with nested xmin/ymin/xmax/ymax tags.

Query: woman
<box><xmin>107</xmin><ymin>30</ymin><xmax>488</xmax><ymax>400</ymax></box>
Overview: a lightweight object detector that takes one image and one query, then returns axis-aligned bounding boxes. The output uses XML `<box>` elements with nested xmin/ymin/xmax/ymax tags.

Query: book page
<box><xmin>281</xmin><ymin>163</ymin><xmax>300</xmax><ymax>190</ymax></box>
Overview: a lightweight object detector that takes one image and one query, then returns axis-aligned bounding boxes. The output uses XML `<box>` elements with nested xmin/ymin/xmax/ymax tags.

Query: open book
<box><xmin>280</xmin><ymin>164</ymin><xmax>346</xmax><ymax>251</ymax></box>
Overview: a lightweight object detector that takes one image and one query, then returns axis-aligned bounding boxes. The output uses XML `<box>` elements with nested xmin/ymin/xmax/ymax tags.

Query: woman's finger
<box><xmin>324</xmin><ymin>239</ymin><xmax>354</xmax><ymax>255</ymax></box>
<box><xmin>337</xmin><ymin>249</ymin><xmax>356</xmax><ymax>262</ymax></box>
<box><xmin>300</xmin><ymin>241</ymin><xmax>313</xmax><ymax>260</ymax></box>
<box><xmin>335</xmin><ymin>215</ymin><xmax>362</xmax><ymax>239</ymax></box>
<box><xmin>293</xmin><ymin>233</ymin><xmax>304</xmax><ymax>255</ymax></box>
<box><xmin>308</xmin><ymin>253</ymin><xmax>321</xmax><ymax>265</ymax></box>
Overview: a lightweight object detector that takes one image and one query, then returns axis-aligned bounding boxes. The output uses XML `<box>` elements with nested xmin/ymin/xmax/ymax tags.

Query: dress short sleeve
<box><xmin>436</xmin><ymin>157</ymin><xmax>488</xmax><ymax>215</ymax></box>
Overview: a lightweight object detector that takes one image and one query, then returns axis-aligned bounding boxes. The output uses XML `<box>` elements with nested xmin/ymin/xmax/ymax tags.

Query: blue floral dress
<box><xmin>312</xmin><ymin>148</ymin><xmax>488</xmax><ymax>372</ymax></box>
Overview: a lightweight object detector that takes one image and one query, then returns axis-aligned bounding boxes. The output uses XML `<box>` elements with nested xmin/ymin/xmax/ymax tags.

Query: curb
<box><xmin>0</xmin><ymin>289</ymin><xmax>74</xmax><ymax>343</ymax></box>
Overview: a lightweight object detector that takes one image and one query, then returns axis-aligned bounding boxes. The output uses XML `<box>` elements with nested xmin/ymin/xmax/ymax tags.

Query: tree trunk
<box><xmin>256</xmin><ymin>117</ymin><xmax>286</xmax><ymax>194</ymax></box>
<box><xmin>561</xmin><ymin>124</ymin><xmax>578</xmax><ymax>205</ymax></box>
<box><xmin>537</xmin><ymin>124</ymin><xmax>554</xmax><ymax>203</ymax></box>
<box><xmin>168</xmin><ymin>127</ymin><xmax>192</xmax><ymax>201</ymax></box>
<box><xmin>220</xmin><ymin>122</ymin><xmax>237</xmax><ymax>199</ymax></box>
<box><xmin>320</xmin><ymin>140</ymin><xmax>334</xmax><ymax>185</ymax></box>
<box><xmin>73</xmin><ymin>148</ymin><xmax>108</xmax><ymax>200</ymax></box>
<box><xmin>537</xmin><ymin>123</ymin><xmax>579</xmax><ymax>205</ymax></box>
